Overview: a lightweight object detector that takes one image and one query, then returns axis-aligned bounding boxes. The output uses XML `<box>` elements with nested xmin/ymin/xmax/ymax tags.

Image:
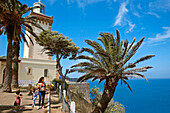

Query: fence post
<box><xmin>71</xmin><ymin>101</ymin><xmax>75</xmax><ymax>113</ymax></box>
<box><xmin>59</xmin><ymin>85</ymin><xmax>61</xmax><ymax>101</ymax></box>
<box><xmin>57</xmin><ymin>83</ymin><xmax>59</xmax><ymax>93</ymax></box>
<box><xmin>63</xmin><ymin>90</ymin><xmax>66</xmax><ymax>112</ymax></box>
<box><xmin>47</xmin><ymin>89</ymin><xmax>51</xmax><ymax>113</ymax></box>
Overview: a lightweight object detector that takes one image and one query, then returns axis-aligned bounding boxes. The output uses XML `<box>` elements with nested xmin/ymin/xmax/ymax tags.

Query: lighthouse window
<box><xmin>40</xmin><ymin>5</ymin><xmax>45</xmax><ymax>14</ymax></box>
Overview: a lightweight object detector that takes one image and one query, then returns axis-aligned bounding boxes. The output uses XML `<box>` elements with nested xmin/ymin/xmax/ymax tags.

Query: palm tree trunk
<box><xmin>12</xmin><ymin>39</ymin><xmax>20</xmax><ymax>88</ymax></box>
<box><xmin>92</xmin><ymin>79</ymin><xmax>119</xmax><ymax>113</ymax></box>
<box><xmin>3</xmin><ymin>25</ymin><xmax>14</xmax><ymax>92</ymax></box>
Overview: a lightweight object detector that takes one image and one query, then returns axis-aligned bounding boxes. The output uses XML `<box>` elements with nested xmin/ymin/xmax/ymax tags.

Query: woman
<box><xmin>37</xmin><ymin>77</ymin><xmax>46</xmax><ymax>109</ymax></box>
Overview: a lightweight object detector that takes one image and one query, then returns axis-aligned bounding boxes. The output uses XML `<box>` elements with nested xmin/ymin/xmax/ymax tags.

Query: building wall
<box><xmin>31</xmin><ymin>21</ymin><xmax>51</xmax><ymax>60</ymax></box>
<box><xmin>19</xmin><ymin>58</ymin><xmax>58</xmax><ymax>86</ymax></box>
<box><xmin>0</xmin><ymin>61</ymin><xmax>2</xmax><ymax>85</ymax></box>
<box><xmin>0</xmin><ymin>58</ymin><xmax>58</xmax><ymax>86</ymax></box>
<box><xmin>23</xmin><ymin>29</ymin><xmax>31</xmax><ymax>58</ymax></box>
<box><xmin>0</xmin><ymin>61</ymin><xmax>6</xmax><ymax>85</ymax></box>
<box><xmin>23</xmin><ymin>19</ymin><xmax>51</xmax><ymax>60</ymax></box>
<box><xmin>0</xmin><ymin>61</ymin><xmax>21</xmax><ymax>85</ymax></box>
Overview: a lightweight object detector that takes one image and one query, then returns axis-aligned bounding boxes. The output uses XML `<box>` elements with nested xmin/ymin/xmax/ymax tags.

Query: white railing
<box><xmin>19</xmin><ymin>80</ymin><xmax>50</xmax><ymax>87</ymax></box>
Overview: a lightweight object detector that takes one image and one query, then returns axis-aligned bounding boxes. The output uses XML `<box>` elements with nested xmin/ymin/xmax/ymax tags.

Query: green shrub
<box><xmin>27</xmin><ymin>84</ymin><xmax>33</xmax><ymax>95</ymax></box>
<box><xmin>52</xmin><ymin>78</ymin><xmax>69</xmax><ymax>90</ymax></box>
<box><xmin>74</xmin><ymin>86</ymin><xmax>85</xmax><ymax>98</ymax></box>
<box><xmin>90</xmin><ymin>86</ymin><xmax>125</xmax><ymax>113</ymax></box>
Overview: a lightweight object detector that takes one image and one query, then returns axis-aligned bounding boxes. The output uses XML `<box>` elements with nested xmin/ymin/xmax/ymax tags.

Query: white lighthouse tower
<box><xmin>23</xmin><ymin>0</ymin><xmax>53</xmax><ymax>60</ymax></box>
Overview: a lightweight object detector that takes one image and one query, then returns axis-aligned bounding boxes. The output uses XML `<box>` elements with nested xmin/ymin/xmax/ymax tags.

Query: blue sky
<box><xmin>0</xmin><ymin>0</ymin><xmax>170</xmax><ymax>78</ymax></box>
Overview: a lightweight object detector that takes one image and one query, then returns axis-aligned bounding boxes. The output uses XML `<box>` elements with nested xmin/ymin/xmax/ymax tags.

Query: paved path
<box><xmin>0</xmin><ymin>89</ymin><xmax>63</xmax><ymax>113</ymax></box>
<box><xmin>50</xmin><ymin>92</ymin><xmax>63</xmax><ymax>113</ymax></box>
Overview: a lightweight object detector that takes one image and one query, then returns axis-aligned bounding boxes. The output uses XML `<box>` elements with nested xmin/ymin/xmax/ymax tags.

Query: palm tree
<box><xmin>70</xmin><ymin>30</ymin><xmax>155</xmax><ymax>113</ymax></box>
<box><xmin>0</xmin><ymin>0</ymin><xmax>43</xmax><ymax>91</ymax></box>
<box><xmin>12</xmin><ymin>39</ymin><xmax>20</xmax><ymax>88</ymax></box>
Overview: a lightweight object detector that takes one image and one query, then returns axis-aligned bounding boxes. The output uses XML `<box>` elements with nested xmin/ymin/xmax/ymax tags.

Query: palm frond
<box><xmin>71</xmin><ymin>62</ymin><xmax>95</xmax><ymax>68</ymax></box>
<box><xmin>134</xmin><ymin>55</ymin><xmax>155</xmax><ymax>64</ymax></box>
<box><xmin>70</xmin><ymin>30</ymin><xmax>154</xmax><ymax>95</ymax></box>
<box><xmin>124</xmin><ymin>37</ymin><xmax>145</xmax><ymax>64</ymax></box>
<box><xmin>79</xmin><ymin>47</ymin><xmax>94</xmax><ymax>55</ymax></box>
<box><xmin>123</xmin><ymin>80</ymin><xmax>132</xmax><ymax>92</ymax></box>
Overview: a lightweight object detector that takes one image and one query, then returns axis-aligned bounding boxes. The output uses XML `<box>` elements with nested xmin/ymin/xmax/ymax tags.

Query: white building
<box><xmin>0</xmin><ymin>0</ymin><xmax>59</xmax><ymax>86</ymax></box>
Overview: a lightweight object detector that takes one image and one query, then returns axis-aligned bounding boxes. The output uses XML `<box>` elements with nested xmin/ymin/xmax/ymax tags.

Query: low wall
<box><xmin>68</xmin><ymin>82</ymin><xmax>91</xmax><ymax>102</ymax></box>
<box><xmin>19</xmin><ymin>80</ymin><xmax>51</xmax><ymax>87</ymax></box>
<box><xmin>67</xmin><ymin>90</ymin><xmax>93</xmax><ymax>113</ymax></box>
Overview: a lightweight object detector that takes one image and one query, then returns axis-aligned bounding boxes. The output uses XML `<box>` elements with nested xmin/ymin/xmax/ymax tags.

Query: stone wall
<box><xmin>68</xmin><ymin>82</ymin><xmax>91</xmax><ymax>102</ymax></box>
<box><xmin>67</xmin><ymin>90</ymin><xmax>93</xmax><ymax>113</ymax></box>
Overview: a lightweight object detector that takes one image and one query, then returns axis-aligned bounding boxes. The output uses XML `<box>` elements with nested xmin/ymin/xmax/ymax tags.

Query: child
<box><xmin>13</xmin><ymin>90</ymin><xmax>22</xmax><ymax>112</ymax></box>
<box><xmin>32</xmin><ymin>88</ymin><xmax>37</xmax><ymax>107</ymax></box>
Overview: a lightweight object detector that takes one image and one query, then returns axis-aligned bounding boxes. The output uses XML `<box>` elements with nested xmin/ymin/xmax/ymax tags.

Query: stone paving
<box><xmin>0</xmin><ymin>89</ymin><xmax>63</xmax><ymax>113</ymax></box>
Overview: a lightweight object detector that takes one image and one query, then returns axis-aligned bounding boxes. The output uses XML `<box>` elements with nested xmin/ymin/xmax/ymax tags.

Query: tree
<box><xmin>0</xmin><ymin>0</ymin><xmax>43</xmax><ymax>91</ymax></box>
<box><xmin>36</xmin><ymin>30</ymin><xmax>79</xmax><ymax>90</ymax></box>
<box><xmin>12</xmin><ymin>39</ymin><xmax>20</xmax><ymax>88</ymax></box>
<box><xmin>90</xmin><ymin>86</ymin><xmax>125</xmax><ymax>113</ymax></box>
<box><xmin>70</xmin><ymin>30</ymin><xmax>155</xmax><ymax>112</ymax></box>
<box><xmin>36</xmin><ymin>30</ymin><xmax>79</xmax><ymax>110</ymax></box>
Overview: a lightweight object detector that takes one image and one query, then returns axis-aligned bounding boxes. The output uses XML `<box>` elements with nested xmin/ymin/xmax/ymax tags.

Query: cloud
<box><xmin>67</xmin><ymin>0</ymin><xmax>105</xmax><ymax>9</ymax></box>
<box><xmin>149</xmin><ymin>42</ymin><xmax>166</xmax><ymax>46</ymax></box>
<box><xmin>149</xmin><ymin>0</ymin><xmax>170</xmax><ymax>12</ymax></box>
<box><xmin>133</xmin><ymin>12</ymin><xmax>141</xmax><ymax>17</ymax></box>
<box><xmin>141</xmin><ymin>27</ymin><xmax>145</xmax><ymax>30</ymax></box>
<box><xmin>67</xmin><ymin>0</ymin><xmax>115</xmax><ymax>13</ymax></box>
<box><xmin>48</xmin><ymin>0</ymin><xmax>56</xmax><ymax>5</ymax></box>
<box><xmin>114</xmin><ymin>0</ymin><xmax>135</xmax><ymax>33</ymax></box>
<box><xmin>114</xmin><ymin>0</ymin><xmax>129</xmax><ymax>26</ymax></box>
<box><xmin>126</xmin><ymin>21</ymin><xmax>135</xmax><ymax>33</ymax></box>
<box><xmin>147</xmin><ymin>12</ymin><xmax>160</xmax><ymax>18</ymax></box>
<box><xmin>137</xmin><ymin>4</ymin><xmax>142</xmax><ymax>10</ymax></box>
<box><xmin>67</xmin><ymin>0</ymin><xmax>70</xmax><ymax>4</ymax></box>
<box><xmin>148</xmin><ymin>27</ymin><xmax>170</xmax><ymax>43</ymax></box>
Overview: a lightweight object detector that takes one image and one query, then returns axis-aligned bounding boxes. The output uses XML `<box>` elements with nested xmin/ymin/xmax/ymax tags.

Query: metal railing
<box><xmin>59</xmin><ymin>87</ymin><xmax>74</xmax><ymax>113</ymax></box>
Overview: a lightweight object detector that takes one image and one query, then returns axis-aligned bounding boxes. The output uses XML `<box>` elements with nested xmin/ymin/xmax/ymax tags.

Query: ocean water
<box><xmin>88</xmin><ymin>79</ymin><xmax>170</xmax><ymax>113</ymax></box>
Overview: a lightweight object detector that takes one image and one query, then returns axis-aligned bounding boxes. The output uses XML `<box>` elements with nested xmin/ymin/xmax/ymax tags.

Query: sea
<box><xmin>88</xmin><ymin>79</ymin><xmax>170</xmax><ymax>113</ymax></box>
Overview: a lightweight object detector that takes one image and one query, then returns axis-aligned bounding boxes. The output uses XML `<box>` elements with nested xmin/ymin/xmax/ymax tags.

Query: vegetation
<box><xmin>0</xmin><ymin>0</ymin><xmax>43</xmax><ymax>91</ymax></box>
<box><xmin>36</xmin><ymin>30</ymin><xmax>79</xmax><ymax>91</ymax></box>
<box><xmin>28</xmin><ymin>84</ymin><xmax>33</xmax><ymax>95</ymax></box>
<box><xmin>90</xmin><ymin>86</ymin><xmax>125</xmax><ymax>113</ymax></box>
<box><xmin>70</xmin><ymin>30</ymin><xmax>155</xmax><ymax>112</ymax></box>
<box><xmin>74</xmin><ymin>86</ymin><xmax>85</xmax><ymax>98</ymax></box>
<box><xmin>52</xmin><ymin>78</ymin><xmax>69</xmax><ymax>90</ymax></box>
<box><xmin>0</xmin><ymin>0</ymin><xmax>155</xmax><ymax>112</ymax></box>
<box><xmin>12</xmin><ymin>40</ymin><xmax>20</xmax><ymax>88</ymax></box>
<box><xmin>46</xmin><ymin>84</ymin><xmax>55</xmax><ymax>90</ymax></box>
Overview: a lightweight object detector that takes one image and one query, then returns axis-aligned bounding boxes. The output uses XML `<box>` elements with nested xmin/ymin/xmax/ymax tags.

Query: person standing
<box><xmin>37</xmin><ymin>77</ymin><xmax>46</xmax><ymax>109</ymax></box>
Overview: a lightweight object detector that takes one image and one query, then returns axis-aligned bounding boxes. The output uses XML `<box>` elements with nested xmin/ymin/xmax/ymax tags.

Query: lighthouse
<box><xmin>23</xmin><ymin>0</ymin><xmax>53</xmax><ymax>60</ymax></box>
